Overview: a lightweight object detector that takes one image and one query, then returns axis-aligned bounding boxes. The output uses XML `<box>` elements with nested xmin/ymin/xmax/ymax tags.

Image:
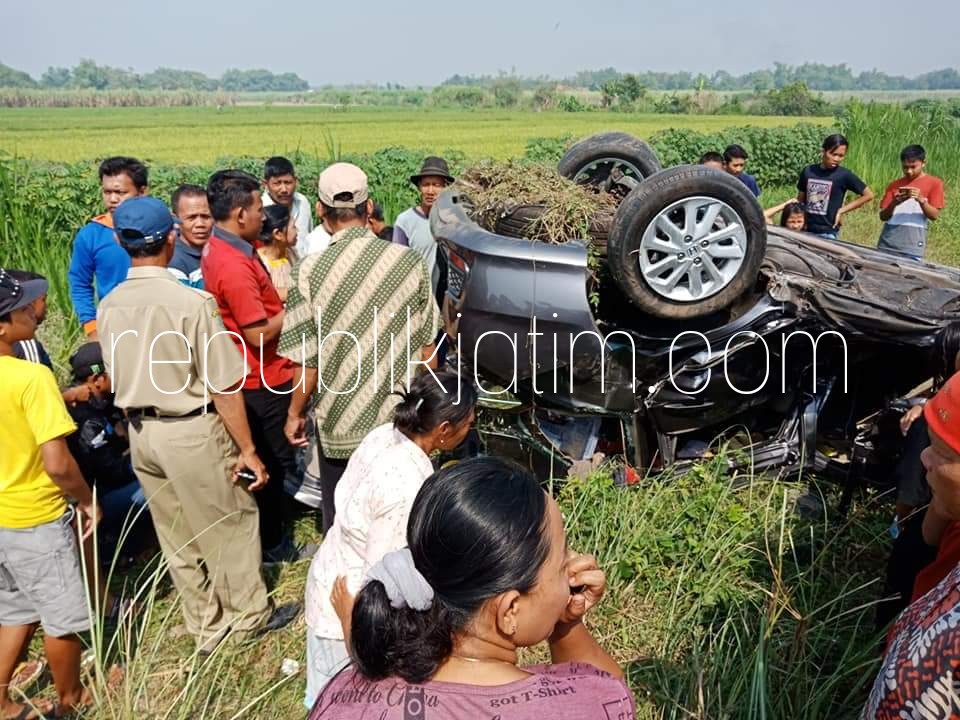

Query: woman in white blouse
<box><xmin>303</xmin><ymin>370</ymin><xmax>478</xmax><ymax>708</ymax></box>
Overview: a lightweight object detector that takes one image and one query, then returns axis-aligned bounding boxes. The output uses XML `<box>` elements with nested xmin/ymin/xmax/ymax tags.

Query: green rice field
<box><xmin>0</xmin><ymin>106</ymin><xmax>829</xmax><ymax>163</ymax></box>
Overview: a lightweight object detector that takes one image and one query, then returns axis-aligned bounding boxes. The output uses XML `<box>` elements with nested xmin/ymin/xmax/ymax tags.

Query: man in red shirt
<box><xmin>201</xmin><ymin>170</ymin><xmax>308</xmax><ymax>563</ymax></box>
<box><xmin>878</xmin><ymin>144</ymin><xmax>946</xmax><ymax>260</ymax></box>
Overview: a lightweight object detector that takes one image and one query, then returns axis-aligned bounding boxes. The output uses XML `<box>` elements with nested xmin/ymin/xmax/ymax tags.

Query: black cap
<box><xmin>0</xmin><ymin>268</ymin><xmax>48</xmax><ymax>317</ymax></box>
<box><xmin>69</xmin><ymin>342</ymin><xmax>105</xmax><ymax>381</ymax></box>
<box><xmin>410</xmin><ymin>156</ymin><xmax>455</xmax><ymax>186</ymax></box>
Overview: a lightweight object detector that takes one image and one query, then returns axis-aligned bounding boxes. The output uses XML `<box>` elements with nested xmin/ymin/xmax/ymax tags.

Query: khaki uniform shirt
<box><xmin>97</xmin><ymin>266</ymin><xmax>246</xmax><ymax>413</ymax></box>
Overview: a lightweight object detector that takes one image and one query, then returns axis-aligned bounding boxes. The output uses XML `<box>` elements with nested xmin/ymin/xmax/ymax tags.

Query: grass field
<box><xmin>3</xmin><ymin>103</ymin><xmax>955</xmax><ymax>718</ymax></box>
<box><xmin>0</xmin><ymin>107</ymin><xmax>830</xmax><ymax>163</ymax></box>
<box><xmin>21</xmin><ymin>466</ymin><xmax>889</xmax><ymax>720</ymax></box>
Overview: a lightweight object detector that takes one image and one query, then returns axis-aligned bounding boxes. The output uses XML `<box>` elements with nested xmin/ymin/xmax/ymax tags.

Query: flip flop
<box><xmin>2</xmin><ymin>701</ymin><xmax>54</xmax><ymax>720</ymax></box>
<box><xmin>9</xmin><ymin>658</ymin><xmax>46</xmax><ymax>692</ymax></box>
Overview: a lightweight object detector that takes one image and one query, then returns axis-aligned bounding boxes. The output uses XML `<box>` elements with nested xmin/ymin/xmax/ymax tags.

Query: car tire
<box><xmin>558</xmin><ymin>132</ymin><xmax>662</xmax><ymax>196</ymax></box>
<box><xmin>607</xmin><ymin>165</ymin><xmax>767</xmax><ymax>320</ymax></box>
<box><xmin>493</xmin><ymin>204</ymin><xmax>612</xmax><ymax>255</ymax></box>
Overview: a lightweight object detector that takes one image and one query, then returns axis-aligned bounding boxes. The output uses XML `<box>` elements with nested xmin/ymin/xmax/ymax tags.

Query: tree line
<box><xmin>0</xmin><ymin>60</ymin><xmax>309</xmax><ymax>92</ymax></box>
<box><xmin>446</xmin><ymin>64</ymin><xmax>960</xmax><ymax>92</ymax></box>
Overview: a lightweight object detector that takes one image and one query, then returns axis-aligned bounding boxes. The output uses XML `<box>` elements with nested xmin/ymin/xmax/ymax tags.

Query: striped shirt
<box><xmin>278</xmin><ymin>226</ymin><xmax>440</xmax><ymax>459</ymax></box>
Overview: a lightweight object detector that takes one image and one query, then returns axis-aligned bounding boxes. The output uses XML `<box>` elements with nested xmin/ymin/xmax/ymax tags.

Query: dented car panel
<box><xmin>432</xmin><ymin>189</ymin><xmax>960</xmax><ymax>478</ymax></box>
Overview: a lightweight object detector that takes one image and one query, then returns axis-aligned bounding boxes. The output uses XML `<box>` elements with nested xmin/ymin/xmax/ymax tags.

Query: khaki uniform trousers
<box><xmin>129</xmin><ymin>411</ymin><xmax>271</xmax><ymax>648</ymax></box>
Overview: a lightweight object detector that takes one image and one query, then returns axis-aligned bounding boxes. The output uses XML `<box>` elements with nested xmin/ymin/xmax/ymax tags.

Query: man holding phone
<box><xmin>878</xmin><ymin>144</ymin><xmax>946</xmax><ymax>260</ymax></box>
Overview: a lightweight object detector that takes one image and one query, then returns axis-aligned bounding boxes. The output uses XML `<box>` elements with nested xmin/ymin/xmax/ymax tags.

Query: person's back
<box><xmin>281</xmin><ymin>227</ymin><xmax>439</xmax><ymax>457</ymax></box>
<box><xmin>313</xmin><ymin>662</ymin><xmax>633</xmax><ymax>719</ymax></box>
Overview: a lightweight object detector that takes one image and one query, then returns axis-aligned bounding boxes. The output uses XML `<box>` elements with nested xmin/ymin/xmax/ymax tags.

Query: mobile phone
<box><xmin>237</xmin><ymin>469</ymin><xmax>257</xmax><ymax>484</ymax></box>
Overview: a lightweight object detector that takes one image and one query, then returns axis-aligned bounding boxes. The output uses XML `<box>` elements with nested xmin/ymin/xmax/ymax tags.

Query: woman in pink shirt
<box><xmin>309</xmin><ymin>457</ymin><xmax>635</xmax><ymax>719</ymax></box>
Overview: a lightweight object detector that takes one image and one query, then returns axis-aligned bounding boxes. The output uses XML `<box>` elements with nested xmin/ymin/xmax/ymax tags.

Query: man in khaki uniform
<box><xmin>97</xmin><ymin>196</ymin><xmax>300</xmax><ymax>654</ymax></box>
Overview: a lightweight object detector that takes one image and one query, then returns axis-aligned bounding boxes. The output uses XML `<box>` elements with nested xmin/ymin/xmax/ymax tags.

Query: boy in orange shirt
<box><xmin>0</xmin><ymin>268</ymin><xmax>100</xmax><ymax>719</ymax></box>
<box><xmin>878</xmin><ymin>145</ymin><xmax>946</xmax><ymax>260</ymax></box>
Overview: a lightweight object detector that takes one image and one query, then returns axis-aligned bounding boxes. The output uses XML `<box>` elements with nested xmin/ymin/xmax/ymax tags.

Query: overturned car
<box><xmin>432</xmin><ymin>133</ymin><xmax>960</xmax><ymax>487</ymax></box>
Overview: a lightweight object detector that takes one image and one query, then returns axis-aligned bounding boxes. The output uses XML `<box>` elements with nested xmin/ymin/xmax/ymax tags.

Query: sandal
<box><xmin>9</xmin><ymin>659</ymin><xmax>46</xmax><ymax>692</ymax></box>
<box><xmin>1</xmin><ymin>700</ymin><xmax>54</xmax><ymax>720</ymax></box>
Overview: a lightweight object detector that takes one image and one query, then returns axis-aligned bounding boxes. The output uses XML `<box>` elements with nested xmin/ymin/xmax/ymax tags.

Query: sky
<box><xmin>2</xmin><ymin>0</ymin><xmax>959</xmax><ymax>86</ymax></box>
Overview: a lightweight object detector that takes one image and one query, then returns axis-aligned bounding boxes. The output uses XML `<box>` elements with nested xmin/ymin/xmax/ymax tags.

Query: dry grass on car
<box><xmin>457</xmin><ymin>160</ymin><xmax>617</xmax><ymax>245</ymax></box>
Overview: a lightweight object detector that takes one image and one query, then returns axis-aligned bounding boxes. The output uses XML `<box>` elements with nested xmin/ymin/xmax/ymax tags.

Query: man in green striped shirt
<box><xmin>279</xmin><ymin>162</ymin><xmax>440</xmax><ymax>531</ymax></box>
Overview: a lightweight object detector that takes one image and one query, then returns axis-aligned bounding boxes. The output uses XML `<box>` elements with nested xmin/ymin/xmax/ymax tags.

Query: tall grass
<box><xmin>560</xmin><ymin>461</ymin><xmax>886</xmax><ymax>719</ymax></box>
<box><xmin>14</xmin><ymin>457</ymin><xmax>887</xmax><ymax>719</ymax></box>
<box><xmin>841</xmin><ymin>101</ymin><xmax>960</xmax><ymax>191</ymax></box>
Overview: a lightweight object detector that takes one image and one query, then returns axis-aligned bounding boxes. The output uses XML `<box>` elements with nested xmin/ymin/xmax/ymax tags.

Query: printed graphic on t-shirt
<box><xmin>806</xmin><ymin>179</ymin><xmax>833</xmax><ymax>216</ymax></box>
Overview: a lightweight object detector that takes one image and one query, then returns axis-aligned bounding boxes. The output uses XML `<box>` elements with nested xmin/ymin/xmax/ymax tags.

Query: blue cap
<box><xmin>113</xmin><ymin>196</ymin><xmax>174</xmax><ymax>248</ymax></box>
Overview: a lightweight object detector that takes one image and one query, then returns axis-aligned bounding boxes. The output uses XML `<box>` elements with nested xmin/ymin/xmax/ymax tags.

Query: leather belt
<box><xmin>126</xmin><ymin>403</ymin><xmax>216</xmax><ymax>426</ymax></box>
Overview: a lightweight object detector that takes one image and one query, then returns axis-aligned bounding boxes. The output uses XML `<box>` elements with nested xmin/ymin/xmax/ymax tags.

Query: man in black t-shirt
<box><xmin>797</xmin><ymin>139</ymin><xmax>874</xmax><ymax>240</ymax></box>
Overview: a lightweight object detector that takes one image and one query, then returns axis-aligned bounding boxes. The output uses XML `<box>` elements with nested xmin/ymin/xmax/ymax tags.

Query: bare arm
<box><xmin>920</xmin><ymin>197</ymin><xmax>942</xmax><ymax>221</ymax></box>
<box><xmin>838</xmin><ymin>186</ymin><xmax>875</xmax><ymax>218</ymax></box>
<box><xmin>211</xmin><ymin>383</ymin><xmax>268</xmax><ymax>490</ymax></box>
<box><xmin>879</xmin><ymin>197</ymin><xmax>899</xmax><ymax>222</ymax></box>
<box><xmin>240</xmin><ymin>311</ymin><xmax>285</xmax><ymax>349</ymax></box>
<box><xmin>41</xmin><ymin>437</ymin><xmax>101</xmax><ymax>539</ymax></box>
<box><xmin>421</xmin><ymin>343</ymin><xmax>438</xmax><ymax>370</ymax></box>
<box><xmin>549</xmin><ymin>554</ymin><xmax>623</xmax><ymax>679</ymax></box>
<box><xmin>549</xmin><ymin>620</ymin><xmax>623</xmax><ymax>679</ymax></box>
<box><xmin>285</xmin><ymin>365</ymin><xmax>319</xmax><ymax>447</ymax></box>
<box><xmin>764</xmin><ymin>199</ymin><xmax>794</xmax><ymax>226</ymax></box>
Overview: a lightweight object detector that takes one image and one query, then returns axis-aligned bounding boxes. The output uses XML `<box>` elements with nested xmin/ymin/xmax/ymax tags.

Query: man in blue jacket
<box><xmin>68</xmin><ymin>157</ymin><xmax>148</xmax><ymax>338</ymax></box>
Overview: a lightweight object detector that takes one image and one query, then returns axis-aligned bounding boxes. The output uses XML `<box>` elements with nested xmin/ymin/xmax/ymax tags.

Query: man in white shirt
<box><xmin>393</xmin><ymin>156</ymin><xmax>455</xmax><ymax>304</ymax></box>
<box><xmin>261</xmin><ymin>156</ymin><xmax>314</xmax><ymax>254</ymax></box>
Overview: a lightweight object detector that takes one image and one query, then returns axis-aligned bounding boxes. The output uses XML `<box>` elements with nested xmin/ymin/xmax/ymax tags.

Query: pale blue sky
<box><xmin>2</xmin><ymin>0</ymin><xmax>958</xmax><ymax>85</ymax></box>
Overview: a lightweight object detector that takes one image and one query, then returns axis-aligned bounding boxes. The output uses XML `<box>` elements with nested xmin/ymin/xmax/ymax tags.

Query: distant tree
<box><xmin>40</xmin><ymin>66</ymin><xmax>72</xmax><ymax>88</ymax></box>
<box><xmin>492</xmin><ymin>79</ymin><xmax>521</xmax><ymax>108</ymax></box>
<box><xmin>0</xmin><ymin>63</ymin><xmax>37</xmax><ymax>88</ymax></box>
<box><xmin>70</xmin><ymin>59</ymin><xmax>110</xmax><ymax>90</ymax></box>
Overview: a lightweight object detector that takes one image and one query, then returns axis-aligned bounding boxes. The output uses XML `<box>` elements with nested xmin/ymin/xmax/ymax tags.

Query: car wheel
<box><xmin>607</xmin><ymin>165</ymin><xmax>767</xmax><ymax>320</ymax></box>
<box><xmin>493</xmin><ymin>204</ymin><xmax>612</xmax><ymax>255</ymax></box>
<box><xmin>558</xmin><ymin>132</ymin><xmax>662</xmax><ymax>200</ymax></box>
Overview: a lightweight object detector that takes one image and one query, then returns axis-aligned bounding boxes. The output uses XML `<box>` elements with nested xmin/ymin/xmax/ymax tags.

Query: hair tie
<box><xmin>415</xmin><ymin>398</ymin><xmax>425</xmax><ymax>412</ymax></box>
<box><xmin>364</xmin><ymin>548</ymin><xmax>434</xmax><ymax>611</ymax></box>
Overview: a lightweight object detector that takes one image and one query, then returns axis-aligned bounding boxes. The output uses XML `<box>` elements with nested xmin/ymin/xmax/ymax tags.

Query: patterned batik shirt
<box><xmin>278</xmin><ymin>226</ymin><xmax>440</xmax><ymax>459</ymax></box>
<box><xmin>863</xmin><ymin>560</ymin><xmax>960</xmax><ymax>719</ymax></box>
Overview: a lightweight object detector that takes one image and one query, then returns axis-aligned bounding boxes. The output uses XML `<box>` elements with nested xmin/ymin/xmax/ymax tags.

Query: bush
<box><xmin>429</xmin><ymin>85</ymin><xmax>490</xmax><ymax>109</ymax></box>
<box><xmin>557</xmin><ymin>94</ymin><xmax>590</xmax><ymax>112</ymax></box>
<box><xmin>523</xmin><ymin>134</ymin><xmax>575</xmax><ymax>163</ymax></box>
<box><xmin>650</xmin><ymin>123</ymin><xmax>830</xmax><ymax>187</ymax></box>
<box><xmin>755</xmin><ymin>82</ymin><xmax>831</xmax><ymax>116</ymax></box>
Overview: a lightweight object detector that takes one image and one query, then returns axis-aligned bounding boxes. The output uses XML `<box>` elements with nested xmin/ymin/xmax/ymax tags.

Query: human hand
<box><xmin>834</xmin><ymin>209</ymin><xmax>845</xmax><ymax>228</ymax></box>
<box><xmin>62</xmin><ymin>385</ymin><xmax>92</xmax><ymax>407</ymax></box>
<box><xmin>557</xmin><ymin>552</ymin><xmax>606</xmax><ymax>627</ymax></box>
<box><xmin>75</xmin><ymin>500</ymin><xmax>102</xmax><ymax>541</ymax></box>
<box><xmin>233</xmin><ymin>450</ymin><xmax>268</xmax><ymax>491</ymax></box>
<box><xmin>330</xmin><ymin>576</ymin><xmax>355</xmax><ymax>627</ymax></box>
<box><xmin>900</xmin><ymin>404</ymin><xmax>924</xmax><ymax>436</ymax></box>
<box><xmin>284</xmin><ymin>413</ymin><xmax>308</xmax><ymax>448</ymax></box>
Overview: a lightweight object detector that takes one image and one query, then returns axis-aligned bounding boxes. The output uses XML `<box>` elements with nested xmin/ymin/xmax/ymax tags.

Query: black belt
<box><xmin>126</xmin><ymin>403</ymin><xmax>216</xmax><ymax>422</ymax></box>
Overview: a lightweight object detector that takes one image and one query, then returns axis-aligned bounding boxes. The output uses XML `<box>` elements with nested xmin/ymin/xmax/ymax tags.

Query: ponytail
<box><xmin>348</xmin><ymin>458</ymin><xmax>550</xmax><ymax>684</ymax></box>
<box><xmin>392</xmin><ymin>369</ymin><xmax>477</xmax><ymax>436</ymax></box>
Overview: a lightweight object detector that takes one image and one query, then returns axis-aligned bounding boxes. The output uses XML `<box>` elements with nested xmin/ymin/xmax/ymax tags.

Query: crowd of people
<box><xmin>702</xmin><ymin>135</ymin><xmax>946</xmax><ymax>260</ymax></box>
<box><xmin>0</xmin><ymin>135</ymin><xmax>955</xmax><ymax>719</ymax></box>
